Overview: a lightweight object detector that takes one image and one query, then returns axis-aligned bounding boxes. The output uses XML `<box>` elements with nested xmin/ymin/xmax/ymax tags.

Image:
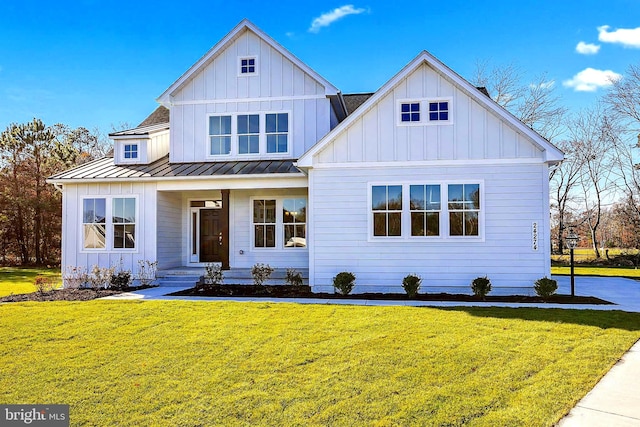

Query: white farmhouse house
<box><xmin>48</xmin><ymin>19</ymin><xmax>563</xmax><ymax>294</ymax></box>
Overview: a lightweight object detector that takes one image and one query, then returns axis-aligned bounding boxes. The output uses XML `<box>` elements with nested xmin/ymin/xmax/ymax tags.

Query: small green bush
<box><xmin>402</xmin><ymin>274</ymin><xmax>422</xmax><ymax>298</ymax></box>
<box><xmin>471</xmin><ymin>276</ymin><xmax>492</xmax><ymax>299</ymax></box>
<box><xmin>333</xmin><ymin>272</ymin><xmax>356</xmax><ymax>295</ymax></box>
<box><xmin>285</xmin><ymin>269</ymin><xmax>303</xmax><ymax>287</ymax></box>
<box><xmin>251</xmin><ymin>263</ymin><xmax>274</xmax><ymax>286</ymax></box>
<box><xmin>204</xmin><ymin>263</ymin><xmax>224</xmax><ymax>287</ymax></box>
<box><xmin>534</xmin><ymin>276</ymin><xmax>558</xmax><ymax>298</ymax></box>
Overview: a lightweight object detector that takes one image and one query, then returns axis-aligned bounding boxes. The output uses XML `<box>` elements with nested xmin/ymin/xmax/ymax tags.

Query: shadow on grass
<box><xmin>431</xmin><ymin>306</ymin><xmax>640</xmax><ymax>332</ymax></box>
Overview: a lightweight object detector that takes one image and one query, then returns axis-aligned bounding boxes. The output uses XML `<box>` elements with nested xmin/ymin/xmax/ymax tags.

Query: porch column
<box><xmin>221</xmin><ymin>189</ymin><xmax>230</xmax><ymax>270</ymax></box>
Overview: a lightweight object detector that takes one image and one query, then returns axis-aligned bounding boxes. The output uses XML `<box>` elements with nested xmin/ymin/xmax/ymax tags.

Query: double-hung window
<box><xmin>83</xmin><ymin>198</ymin><xmax>106</xmax><ymax>249</ymax></box>
<box><xmin>82</xmin><ymin>197</ymin><xmax>136</xmax><ymax>250</ymax></box>
<box><xmin>283</xmin><ymin>198</ymin><xmax>306</xmax><ymax>247</ymax></box>
<box><xmin>372</xmin><ymin>185</ymin><xmax>402</xmax><ymax>237</ymax></box>
<box><xmin>209</xmin><ymin>115</ymin><xmax>232</xmax><ymax>155</ymax></box>
<box><xmin>237</xmin><ymin>114</ymin><xmax>259</xmax><ymax>154</ymax></box>
<box><xmin>253</xmin><ymin>200</ymin><xmax>276</xmax><ymax>248</ymax></box>
<box><xmin>410</xmin><ymin>185</ymin><xmax>441</xmax><ymax>236</ymax></box>
<box><xmin>448</xmin><ymin>184</ymin><xmax>480</xmax><ymax>236</ymax></box>
<box><xmin>266</xmin><ymin>113</ymin><xmax>288</xmax><ymax>153</ymax></box>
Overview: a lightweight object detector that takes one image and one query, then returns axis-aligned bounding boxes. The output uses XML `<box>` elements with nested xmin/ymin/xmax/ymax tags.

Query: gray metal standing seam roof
<box><xmin>48</xmin><ymin>155</ymin><xmax>302</xmax><ymax>181</ymax></box>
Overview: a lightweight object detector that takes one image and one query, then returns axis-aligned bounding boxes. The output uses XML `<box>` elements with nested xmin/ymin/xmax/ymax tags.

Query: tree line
<box><xmin>474</xmin><ymin>61</ymin><xmax>640</xmax><ymax>257</ymax></box>
<box><xmin>0</xmin><ymin>121</ymin><xmax>111</xmax><ymax>265</ymax></box>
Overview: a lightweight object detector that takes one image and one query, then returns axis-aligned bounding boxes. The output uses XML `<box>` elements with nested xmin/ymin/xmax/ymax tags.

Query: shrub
<box><xmin>534</xmin><ymin>276</ymin><xmax>558</xmax><ymax>298</ymax></box>
<box><xmin>87</xmin><ymin>265</ymin><xmax>115</xmax><ymax>291</ymax></box>
<box><xmin>285</xmin><ymin>268</ymin><xmax>303</xmax><ymax>287</ymax></box>
<box><xmin>110</xmin><ymin>270</ymin><xmax>132</xmax><ymax>291</ymax></box>
<box><xmin>137</xmin><ymin>260</ymin><xmax>158</xmax><ymax>287</ymax></box>
<box><xmin>333</xmin><ymin>272</ymin><xmax>356</xmax><ymax>295</ymax></box>
<box><xmin>62</xmin><ymin>266</ymin><xmax>87</xmax><ymax>289</ymax></box>
<box><xmin>471</xmin><ymin>276</ymin><xmax>492</xmax><ymax>299</ymax></box>
<box><xmin>34</xmin><ymin>275</ymin><xmax>56</xmax><ymax>296</ymax></box>
<box><xmin>204</xmin><ymin>263</ymin><xmax>224</xmax><ymax>286</ymax></box>
<box><xmin>402</xmin><ymin>274</ymin><xmax>422</xmax><ymax>298</ymax></box>
<box><xmin>251</xmin><ymin>263</ymin><xmax>274</xmax><ymax>286</ymax></box>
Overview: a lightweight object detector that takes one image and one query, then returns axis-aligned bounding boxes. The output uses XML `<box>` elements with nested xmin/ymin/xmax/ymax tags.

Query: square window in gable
<box><xmin>400</xmin><ymin>102</ymin><xmax>420</xmax><ymax>122</ymax></box>
<box><xmin>429</xmin><ymin>101</ymin><xmax>450</xmax><ymax>122</ymax></box>
<box><xmin>239</xmin><ymin>56</ymin><xmax>257</xmax><ymax>75</ymax></box>
<box><xmin>123</xmin><ymin>143</ymin><xmax>138</xmax><ymax>159</ymax></box>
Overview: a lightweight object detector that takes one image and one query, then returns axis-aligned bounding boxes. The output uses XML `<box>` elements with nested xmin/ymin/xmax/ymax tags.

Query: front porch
<box><xmin>156</xmin><ymin>267</ymin><xmax>309</xmax><ymax>287</ymax></box>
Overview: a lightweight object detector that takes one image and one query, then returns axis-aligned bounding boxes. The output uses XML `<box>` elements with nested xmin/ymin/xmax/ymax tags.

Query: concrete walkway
<box><xmin>103</xmin><ymin>275</ymin><xmax>640</xmax><ymax>426</ymax></box>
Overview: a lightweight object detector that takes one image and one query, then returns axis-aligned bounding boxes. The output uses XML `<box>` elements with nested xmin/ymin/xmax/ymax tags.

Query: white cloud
<box><xmin>530</xmin><ymin>80</ymin><xmax>556</xmax><ymax>90</ymax></box>
<box><xmin>308</xmin><ymin>5</ymin><xmax>366</xmax><ymax>33</ymax></box>
<box><xmin>598</xmin><ymin>25</ymin><xmax>640</xmax><ymax>48</ymax></box>
<box><xmin>576</xmin><ymin>41</ymin><xmax>600</xmax><ymax>54</ymax></box>
<box><xmin>562</xmin><ymin>68</ymin><xmax>622</xmax><ymax>92</ymax></box>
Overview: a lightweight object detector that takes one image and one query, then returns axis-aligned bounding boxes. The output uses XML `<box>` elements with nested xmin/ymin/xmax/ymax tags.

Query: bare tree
<box><xmin>606</xmin><ymin>62</ymin><xmax>640</xmax><ymax>131</ymax></box>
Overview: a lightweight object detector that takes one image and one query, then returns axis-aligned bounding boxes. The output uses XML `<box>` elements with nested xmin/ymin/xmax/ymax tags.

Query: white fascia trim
<box><xmin>170</xmin><ymin>94</ymin><xmax>326</xmax><ymax>106</ymax></box>
<box><xmin>157</xmin><ymin>19</ymin><xmax>339</xmax><ymax>102</ymax></box>
<box><xmin>110</xmin><ymin>135</ymin><xmax>151</xmax><ymax>141</ymax></box>
<box><xmin>311</xmin><ymin>158</ymin><xmax>545</xmax><ymax>170</ymax></box>
<box><xmin>48</xmin><ymin>173</ymin><xmax>308</xmax><ymax>185</ymax></box>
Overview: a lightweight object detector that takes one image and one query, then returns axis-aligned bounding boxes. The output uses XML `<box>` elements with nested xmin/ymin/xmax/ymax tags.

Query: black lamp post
<box><xmin>565</xmin><ymin>230</ymin><xmax>579</xmax><ymax>297</ymax></box>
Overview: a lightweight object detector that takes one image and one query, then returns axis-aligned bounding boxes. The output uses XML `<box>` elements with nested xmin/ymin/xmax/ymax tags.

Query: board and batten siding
<box><xmin>169</xmin><ymin>29</ymin><xmax>331</xmax><ymax>163</ymax></box>
<box><xmin>60</xmin><ymin>182</ymin><xmax>157</xmax><ymax>278</ymax></box>
<box><xmin>157</xmin><ymin>191</ymin><xmax>182</xmax><ymax>269</ymax></box>
<box><xmin>309</xmin><ymin>164</ymin><xmax>550</xmax><ymax>293</ymax></box>
<box><xmin>316</xmin><ymin>63</ymin><xmax>543</xmax><ymax>164</ymax></box>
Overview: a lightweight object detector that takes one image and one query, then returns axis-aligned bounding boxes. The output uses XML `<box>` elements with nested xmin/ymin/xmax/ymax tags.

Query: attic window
<box><xmin>401</xmin><ymin>103</ymin><xmax>420</xmax><ymax>122</ymax></box>
<box><xmin>124</xmin><ymin>144</ymin><xmax>138</xmax><ymax>159</ymax></box>
<box><xmin>429</xmin><ymin>101</ymin><xmax>449</xmax><ymax>122</ymax></box>
<box><xmin>239</xmin><ymin>57</ymin><xmax>257</xmax><ymax>74</ymax></box>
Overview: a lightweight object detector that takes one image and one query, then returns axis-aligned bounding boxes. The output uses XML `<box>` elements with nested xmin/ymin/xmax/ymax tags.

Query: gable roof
<box><xmin>138</xmin><ymin>106</ymin><xmax>169</xmax><ymax>127</ymax></box>
<box><xmin>157</xmin><ymin>19</ymin><xmax>340</xmax><ymax>103</ymax></box>
<box><xmin>297</xmin><ymin>51</ymin><xmax>564</xmax><ymax>167</ymax></box>
<box><xmin>343</xmin><ymin>93</ymin><xmax>374</xmax><ymax>115</ymax></box>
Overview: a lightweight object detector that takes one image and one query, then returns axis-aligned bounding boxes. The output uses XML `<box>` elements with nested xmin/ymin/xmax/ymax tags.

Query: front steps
<box><xmin>156</xmin><ymin>268</ymin><xmax>309</xmax><ymax>287</ymax></box>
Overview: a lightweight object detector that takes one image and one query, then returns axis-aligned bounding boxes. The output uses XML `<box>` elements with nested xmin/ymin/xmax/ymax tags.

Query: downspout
<box><xmin>53</xmin><ymin>183</ymin><xmax>63</xmax><ymax>193</ymax></box>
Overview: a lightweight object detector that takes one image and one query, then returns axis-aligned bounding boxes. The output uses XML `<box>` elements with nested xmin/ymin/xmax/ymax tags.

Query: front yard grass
<box><xmin>0</xmin><ymin>267</ymin><xmax>61</xmax><ymax>297</ymax></box>
<box><xmin>1</xmin><ymin>301</ymin><xmax>639</xmax><ymax>426</ymax></box>
<box><xmin>551</xmin><ymin>265</ymin><xmax>640</xmax><ymax>277</ymax></box>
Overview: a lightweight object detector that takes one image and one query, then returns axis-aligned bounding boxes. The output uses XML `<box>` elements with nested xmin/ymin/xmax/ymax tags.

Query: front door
<box><xmin>200</xmin><ymin>209</ymin><xmax>224</xmax><ymax>263</ymax></box>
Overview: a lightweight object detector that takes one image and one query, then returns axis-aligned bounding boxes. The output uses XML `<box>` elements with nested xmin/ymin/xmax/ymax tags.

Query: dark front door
<box><xmin>200</xmin><ymin>209</ymin><xmax>224</xmax><ymax>263</ymax></box>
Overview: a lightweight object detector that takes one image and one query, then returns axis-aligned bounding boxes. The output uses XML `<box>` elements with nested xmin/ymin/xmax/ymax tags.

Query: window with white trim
<box><xmin>410</xmin><ymin>184</ymin><xmax>441</xmax><ymax>236</ymax></box>
<box><xmin>400</xmin><ymin>102</ymin><xmax>420</xmax><ymax>122</ymax></box>
<box><xmin>266</xmin><ymin>113</ymin><xmax>288</xmax><ymax>153</ymax></box>
<box><xmin>372</xmin><ymin>185</ymin><xmax>402</xmax><ymax>237</ymax></box>
<box><xmin>448</xmin><ymin>184</ymin><xmax>480</xmax><ymax>236</ymax></box>
<box><xmin>82</xmin><ymin>197</ymin><xmax>136</xmax><ymax>250</ymax></box>
<box><xmin>253</xmin><ymin>199</ymin><xmax>276</xmax><ymax>248</ymax></box>
<box><xmin>124</xmin><ymin>144</ymin><xmax>138</xmax><ymax>159</ymax></box>
<box><xmin>283</xmin><ymin>198</ymin><xmax>306</xmax><ymax>248</ymax></box>
<box><xmin>83</xmin><ymin>198</ymin><xmax>106</xmax><ymax>249</ymax></box>
<box><xmin>429</xmin><ymin>101</ymin><xmax>450</xmax><ymax>122</ymax></box>
<box><xmin>209</xmin><ymin>115</ymin><xmax>232</xmax><ymax>155</ymax></box>
<box><xmin>240</xmin><ymin>57</ymin><xmax>256</xmax><ymax>74</ymax></box>
<box><xmin>238</xmin><ymin>114</ymin><xmax>259</xmax><ymax>154</ymax></box>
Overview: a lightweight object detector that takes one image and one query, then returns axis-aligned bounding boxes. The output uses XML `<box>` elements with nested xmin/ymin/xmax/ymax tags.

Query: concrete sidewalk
<box><xmin>557</xmin><ymin>340</ymin><xmax>640</xmax><ymax>426</ymax></box>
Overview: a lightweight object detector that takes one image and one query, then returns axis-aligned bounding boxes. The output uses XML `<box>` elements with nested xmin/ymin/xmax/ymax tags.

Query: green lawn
<box><xmin>1</xmin><ymin>301</ymin><xmax>638</xmax><ymax>426</ymax></box>
<box><xmin>551</xmin><ymin>265</ymin><xmax>640</xmax><ymax>277</ymax></box>
<box><xmin>0</xmin><ymin>267</ymin><xmax>61</xmax><ymax>297</ymax></box>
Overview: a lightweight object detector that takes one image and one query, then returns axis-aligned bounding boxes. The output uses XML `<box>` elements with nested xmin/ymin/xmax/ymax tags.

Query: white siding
<box><xmin>149</xmin><ymin>131</ymin><xmax>170</xmax><ymax>163</ymax></box>
<box><xmin>315</xmin><ymin>63</ymin><xmax>544</xmax><ymax>165</ymax></box>
<box><xmin>157</xmin><ymin>191</ymin><xmax>182</xmax><ymax>269</ymax></box>
<box><xmin>169</xmin><ymin>29</ymin><xmax>332</xmax><ymax>163</ymax></box>
<box><xmin>309</xmin><ymin>163</ymin><xmax>550</xmax><ymax>293</ymax></box>
<box><xmin>229</xmin><ymin>188</ymin><xmax>308</xmax><ymax>269</ymax></box>
<box><xmin>60</xmin><ymin>182</ymin><xmax>158</xmax><ymax>279</ymax></box>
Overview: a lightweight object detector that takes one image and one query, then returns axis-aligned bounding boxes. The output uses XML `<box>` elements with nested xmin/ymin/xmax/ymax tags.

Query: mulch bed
<box><xmin>0</xmin><ymin>286</ymin><xmax>156</xmax><ymax>303</ymax></box>
<box><xmin>170</xmin><ymin>285</ymin><xmax>613</xmax><ymax>305</ymax></box>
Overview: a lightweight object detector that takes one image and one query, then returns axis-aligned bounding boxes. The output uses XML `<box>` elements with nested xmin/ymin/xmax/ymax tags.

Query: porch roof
<box><xmin>48</xmin><ymin>155</ymin><xmax>303</xmax><ymax>182</ymax></box>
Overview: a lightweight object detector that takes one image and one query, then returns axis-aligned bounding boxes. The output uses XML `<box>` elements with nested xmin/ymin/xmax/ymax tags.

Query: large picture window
<box><xmin>82</xmin><ymin>196</ymin><xmax>136</xmax><ymax>250</ymax></box>
<box><xmin>372</xmin><ymin>185</ymin><xmax>402</xmax><ymax>237</ymax></box>
<box><xmin>283</xmin><ymin>198</ymin><xmax>306</xmax><ymax>248</ymax></box>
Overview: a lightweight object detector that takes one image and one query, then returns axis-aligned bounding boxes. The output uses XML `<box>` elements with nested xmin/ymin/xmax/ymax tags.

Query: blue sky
<box><xmin>1</xmin><ymin>0</ymin><xmax>638</xmax><ymax>135</ymax></box>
